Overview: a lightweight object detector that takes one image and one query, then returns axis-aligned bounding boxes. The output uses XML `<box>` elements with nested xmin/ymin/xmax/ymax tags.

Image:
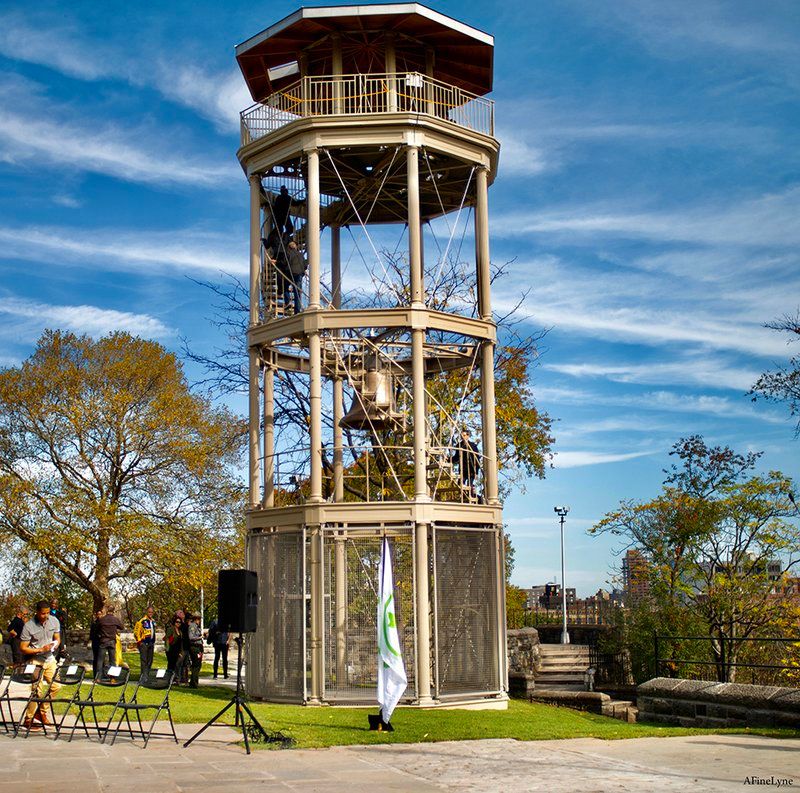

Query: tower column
<box><xmin>262</xmin><ymin>360</ymin><xmax>274</xmax><ymax>508</ymax></box>
<box><xmin>306</xmin><ymin>147</ymin><xmax>323</xmax><ymax>504</ymax></box>
<box><xmin>414</xmin><ymin>521</ymin><xmax>434</xmax><ymax>704</ymax></box>
<box><xmin>248</xmin><ymin>174</ymin><xmax>261</xmax><ymax>507</ymax></box>
<box><xmin>412</xmin><ymin>328</ymin><xmax>428</xmax><ymax>500</ymax></box>
<box><xmin>307</xmin><ymin>148</ymin><xmax>321</xmax><ymax>310</ymax></box>
<box><xmin>309</xmin><ymin>330</ymin><xmax>323</xmax><ymax>503</ymax></box>
<box><xmin>331</xmin><ymin>226</ymin><xmax>344</xmax><ymax>502</ymax></box>
<box><xmin>475</xmin><ymin>166</ymin><xmax>491</xmax><ymax>321</ymax></box>
<box><xmin>407</xmin><ymin>146</ymin><xmax>424</xmax><ymax>308</ymax></box>
<box><xmin>308</xmin><ymin>524</ymin><xmax>324</xmax><ymax>703</ymax></box>
<box><xmin>481</xmin><ymin>341</ymin><xmax>500</xmax><ymax>505</ymax></box>
<box><xmin>385</xmin><ymin>32</ymin><xmax>397</xmax><ymax>112</ymax></box>
<box><xmin>334</xmin><ymin>534</ymin><xmax>347</xmax><ymax>685</ymax></box>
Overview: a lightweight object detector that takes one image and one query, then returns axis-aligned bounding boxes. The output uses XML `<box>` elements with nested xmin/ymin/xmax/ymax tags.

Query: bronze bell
<box><xmin>340</xmin><ymin>365</ymin><xmax>401</xmax><ymax>431</ymax></box>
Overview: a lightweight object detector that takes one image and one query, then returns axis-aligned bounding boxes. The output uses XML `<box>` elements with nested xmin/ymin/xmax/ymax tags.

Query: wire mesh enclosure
<box><xmin>246</xmin><ymin>530</ymin><xmax>306</xmax><ymax>701</ymax></box>
<box><xmin>433</xmin><ymin>527</ymin><xmax>500</xmax><ymax>697</ymax></box>
<box><xmin>247</xmin><ymin>522</ymin><xmax>502</xmax><ymax>704</ymax></box>
<box><xmin>323</xmin><ymin>529</ymin><xmax>417</xmax><ymax>703</ymax></box>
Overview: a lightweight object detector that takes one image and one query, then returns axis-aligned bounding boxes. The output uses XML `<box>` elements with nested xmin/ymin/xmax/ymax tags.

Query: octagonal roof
<box><xmin>236</xmin><ymin>3</ymin><xmax>494</xmax><ymax>102</ymax></box>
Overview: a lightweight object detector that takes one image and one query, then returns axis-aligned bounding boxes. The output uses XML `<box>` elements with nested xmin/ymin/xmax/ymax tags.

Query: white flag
<box><xmin>377</xmin><ymin>537</ymin><xmax>407</xmax><ymax>722</ymax></box>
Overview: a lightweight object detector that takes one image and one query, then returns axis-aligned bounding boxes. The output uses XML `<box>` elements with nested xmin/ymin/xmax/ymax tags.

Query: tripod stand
<box><xmin>183</xmin><ymin>633</ymin><xmax>268</xmax><ymax>754</ymax></box>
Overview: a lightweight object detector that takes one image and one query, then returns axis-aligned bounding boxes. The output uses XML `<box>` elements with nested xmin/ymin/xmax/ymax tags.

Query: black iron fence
<box><xmin>654</xmin><ymin>635</ymin><xmax>800</xmax><ymax>686</ymax></box>
<box><xmin>589</xmin><ymin>646</ymin><xmax>634</xmax><ymax>689</ymax></box>
<box><xmin>507</xmin><ymin>602</ymin><xmax>617</xmax><ymax>629</ymax></box>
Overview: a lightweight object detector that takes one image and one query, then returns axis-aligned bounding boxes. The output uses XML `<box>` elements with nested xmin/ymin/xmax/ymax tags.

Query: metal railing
<box><xmin>508</xmin><ymin>602</ymin><xmax>618</xmax><ymax>628</ymax></box>
<box><xmin>241</xmin><ymin>72</ymin><xmax>495</xmax><ymax>144</ymax></box>
<box><xmin>589</xmin><ymin>647</ymin><xmax>634</xmax><ymax>689</ymax></box>
<box><xmin>262</xmin><ymin>442</ymin><xmax>486</xmax><ymax>505</ymax></box>
<box><xmin>654</xmin><ymin>635</ymin><xmax>800</xmax><ymax>686</ymax></box>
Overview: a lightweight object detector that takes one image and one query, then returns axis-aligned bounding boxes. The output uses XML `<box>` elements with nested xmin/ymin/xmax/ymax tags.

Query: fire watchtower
<box><xmin>237</xmin><ymin>4</ymin><xmax>507</xmax><ymax>708</ymax></box>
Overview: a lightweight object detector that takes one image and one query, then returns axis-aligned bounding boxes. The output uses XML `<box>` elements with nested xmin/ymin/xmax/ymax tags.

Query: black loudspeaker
<box><xmin>218</xmin><ymin>569</ymin><xmax>258</xmax><ymax>633</ymax></box>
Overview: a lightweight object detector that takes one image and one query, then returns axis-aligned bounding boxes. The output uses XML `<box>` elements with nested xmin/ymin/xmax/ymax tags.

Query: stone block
<box><xmin>712</xmin><ymin>683</ymin><xmax>783</xmax><ymax>708</ymax></box>
<box><xmin>768</xmin><ymin>689</ymin><xmax>800</xmax><ymax>713</ymax></box>
<box><xmin>651</xmin><ymin>697</ymin><xmax>674</xmax><ymax>715</ymax></box>
<box><xmin>695</xmin><ymin>716</ymin><xmax>729</xmax><ymax>728</ymax></box>
<box><xmin>771</xmin><ymin>710</ymin><xmax>800</xmax><ymax>728</ymax></box>
<box><xmin>671</xmin><ymin>699</ymin><xmax>697</xmax><ymax>718</ymax></box>
<box><xmin>508</xmin><ymin>673</ymin><xmax>536</xmax><ymax>698</ymax></box>
<box><xmin>745</xmin><ymin>710</ymin><xmax>775</xmax><ymax>727</ymax></box>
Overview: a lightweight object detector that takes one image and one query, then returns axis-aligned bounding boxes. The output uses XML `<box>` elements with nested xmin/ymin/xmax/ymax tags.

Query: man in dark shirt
<box><xmin>7</xmin><ymin>607</ymin><xmax>28</xmax><ymax>665</ymax></box>
<box><xmin>272</xmin><ymin>185</ymin><xmax>298</xmax><ymax>235</ymax></box>
<box><xmin>452</xmin><ymin>428</ymin><xmax>481</xmax><ymax>498</ymax></box>
<box><xmin>95</xmin><ymin>604</ymin><xmax>124</xmax><ymax>676</ymax></box>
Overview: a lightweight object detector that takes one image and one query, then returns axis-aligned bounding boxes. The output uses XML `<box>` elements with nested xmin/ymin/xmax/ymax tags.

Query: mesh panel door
<box><xmin>434</xmin><ymin>528</ymin><xmax>499</xmax><ymax>696</ymax></box>
<box><xmin>324</xmin><ymin>532</ymin><xmax>415</xmax><ymax>703</ymax></box>
<box><xmin>248</xmin><ymin>531</ymin><xmax>305</xmax><ymax>701</ymax></box>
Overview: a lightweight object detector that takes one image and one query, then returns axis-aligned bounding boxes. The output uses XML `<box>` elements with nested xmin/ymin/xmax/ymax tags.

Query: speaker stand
<box><xmin>183</xmin><ymin>634</ymin><xmax>268</xmax><ymax>755</ymax></box>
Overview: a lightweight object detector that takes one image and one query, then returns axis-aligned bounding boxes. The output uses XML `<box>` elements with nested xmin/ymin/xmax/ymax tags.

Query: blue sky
<box><xmin>1</xmin><ymin>1</ymin><xmax>798</xmax><ymax>595</ymax></box>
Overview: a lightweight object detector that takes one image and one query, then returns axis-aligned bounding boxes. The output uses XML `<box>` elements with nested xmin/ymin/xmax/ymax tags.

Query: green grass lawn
<box><xmin>68</xmin><ymin>653</ymin><xmax>799</xmax><ymax>750</ymax></box>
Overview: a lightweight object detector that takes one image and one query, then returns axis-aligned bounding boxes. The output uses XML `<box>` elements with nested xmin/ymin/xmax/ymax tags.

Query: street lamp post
<box><xmin>554</xmin><ymin>506</ymin><xmax>570</xmax><ymax>645</ymax></box>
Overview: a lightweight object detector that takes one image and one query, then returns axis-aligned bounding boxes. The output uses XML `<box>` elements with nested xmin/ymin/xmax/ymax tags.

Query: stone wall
<box><xmin>507</xmin><ymin>627</ymin><xmax>541</xmax><ymax>696</ymax></box>
<box><xmin>638</xmin><ymin>677</ymin><xmax>800</xmax><ymax>728</ymax></box>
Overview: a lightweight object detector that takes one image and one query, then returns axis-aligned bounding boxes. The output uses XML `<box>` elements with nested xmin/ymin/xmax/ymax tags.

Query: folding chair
<box><xmin>105</xmin><ymin>668</ymin><xmax>178</xmax><ymax>748</ymax></box>
<box><xmin>0</xmin><ymin>663</ymin><xmax>44</xmax><ymax>736</ymax></box>
<box><xmin>62</xmin><ymin>665</ymin><xmax>130</xmax><ymax>742</ymax></box>
<box><xmin>0</xmin><ymin>664</ymin><xmax>9</xmax><ymax>733</ymax></box>
<box><xmin>17</xmin><ymin>662</ymin><xmax>85</xmax><ymax>738</ymax></box>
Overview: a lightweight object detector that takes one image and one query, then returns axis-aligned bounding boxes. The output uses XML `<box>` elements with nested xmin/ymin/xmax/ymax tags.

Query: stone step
<box><xmin>607</xmin><ymin>700</ymin><xmax>638</xmax><ymax>723</ymax></box>
<box><xmin>539</xmin><ymin>665</ymin><xmax>591</xmax><ymax>673</ymax></box>
<box><xmin>535</xmin><ymin>675</ymin><xmax>587</xmax><ymax>685</ymax></box>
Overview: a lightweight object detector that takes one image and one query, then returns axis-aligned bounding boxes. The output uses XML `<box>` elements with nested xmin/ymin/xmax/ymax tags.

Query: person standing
<box><xmin>164</xmin><ymin>615</ymin><xmax>184</xmax><ymax>677</ymax></box>
<box><xmin>19</xmin><ymin>600</ymin><xmax>61</xmax><ymax>730</ymax></box>
<box><xmin>206</xmin><ymin>620</ymin><xmax>230</xmax><ymax>679</ymax></box>
<box><xmin>272</xmin><ymin>185</ymin><xmax>299</xmax><ymax>235</ymax></box>
<box><xmin>133</xmin><ymin>606</ymin><xmax>157</xmax><ymax>681</ymax></box>
<box><xmin>187</xmin><ymin>614</ymin><xmax>204</xmax><ymax>688</ymax></box>
<box><xmin>286</xmin><ymin>239</ymin><xmax>307</xmax><ymax>315</ymax></box>
<box><xmin>95</xmin><ymin>604</ymin><xmax>124</xmax><ymax>676</ymax></box>
<box><xmin>49</xmin><ymin>598</ymin><xmax>67</xmax><ymax>658</ymax></box>
<box><xmin>452</xmin><ymin>428</ymin><xmax>480</xmax><ymax>498</ymax></box>
<box><xmin>89</xmin><ymin>608</ymin><xmax>103</xmax><ymax>677</ymax></box>
<box><xmin>6</xmin><ymin>607</ymin><xmax>28</xmax><ymax>666</ymax></box>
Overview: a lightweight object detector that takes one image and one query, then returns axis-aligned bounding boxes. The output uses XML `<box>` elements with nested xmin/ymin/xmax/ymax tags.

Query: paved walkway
<box><xmin>0</xmin><ymin>725</ymin><xmax>797</xmax><ymax>793</ymax></box>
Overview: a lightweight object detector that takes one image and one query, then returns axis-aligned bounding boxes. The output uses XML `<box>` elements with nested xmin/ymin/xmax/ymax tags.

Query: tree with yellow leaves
<box><xmin>0</xmin><ymin>330</ymin><xmax>245</xmax><ymax>612</ymax></box>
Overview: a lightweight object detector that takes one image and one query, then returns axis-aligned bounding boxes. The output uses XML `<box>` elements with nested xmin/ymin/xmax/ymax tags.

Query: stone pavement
<box><xmin>0</xmin><ymin>725</ymin><xmax>796</xmax><ymax>792</ymax></box>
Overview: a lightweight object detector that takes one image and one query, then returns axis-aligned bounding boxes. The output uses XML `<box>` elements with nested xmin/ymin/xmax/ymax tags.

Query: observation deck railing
<box><xmin>241</xmin><ymin>72</ymin><xmax>495</xmax><ymax>145</ymax></box>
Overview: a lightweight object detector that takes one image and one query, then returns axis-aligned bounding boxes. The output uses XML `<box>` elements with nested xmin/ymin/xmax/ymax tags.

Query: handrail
<box><xmin>260</xmin><ymin>442</ymin><xmax>487</xmax><ymax>505</ymax></box>
<box><xmin>241</xmin><ymin>71</ymin><xmax>495</xmax><ymax>144</ymax></box>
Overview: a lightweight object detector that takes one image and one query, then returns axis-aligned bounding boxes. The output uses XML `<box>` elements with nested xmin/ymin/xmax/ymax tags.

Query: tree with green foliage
<box><xmin>0</xmin><ymin>330</ymin><xmax>245</xmax><ymax>612</ymax></box>
<box><xmin>592</xmin><ymin>436</ymin><xmax>800</xmax><ymax>682</ymax></box>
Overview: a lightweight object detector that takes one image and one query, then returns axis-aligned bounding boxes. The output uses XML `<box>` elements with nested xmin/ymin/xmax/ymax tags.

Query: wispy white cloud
<box><xmin>0</xmin><ymin>105</ymin><xmax>236</xmax><ymax>187</ymax></box>
<box><xmin>0</xmin><ymin>12</ymin><xmax>110</xmax><ymax>81</ymax></box>
<box><xmin>155</xmin><ymin>63</ymin><xmax>252</xmax><ymax>133</ymax></box>
<box><xmin>535</xmin><ymin>384</ymin><xmax>786</xmax><ymax>425</ymax></box>
<box><xmin>0</xmin><ymin>224</ymin><xmax>245</xmax><ymax>276</ymax></box>
<box><xmin>496</xmin><ymin>126</ymin><xmax>551</xmax><ymax>175</ymax></box>
<box><xmin>499</xmin><ymin>186</ymin><xmax>800</xmax><ymax>248</ymax></box>
<box><xmin>586</xmin><ymin>0</ymin><xmax>800</xmax><ymax>61</ymax></box>
<box><xmin>505</xmin><ymin>514</ymin><xmax>598</xmax><ymax>539</ymax></box>
<box><xmin>0</xmin><ymin>11</ymin><xmax>249</xmax><ymax>133</ymax></box>
<box><xmin>554</xmin><ymin>450</ymin><xmax>653</xmax><ymax>469</ymax></box>
<box><xmin>545</xmin><ymin>358</ymin><xmax>760</xmax><ymax>392</ymax></box>
<box><xmin>0</xmin><ymin>297</ymin><xmax>172</xmax><ymax>339</ymax></box>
